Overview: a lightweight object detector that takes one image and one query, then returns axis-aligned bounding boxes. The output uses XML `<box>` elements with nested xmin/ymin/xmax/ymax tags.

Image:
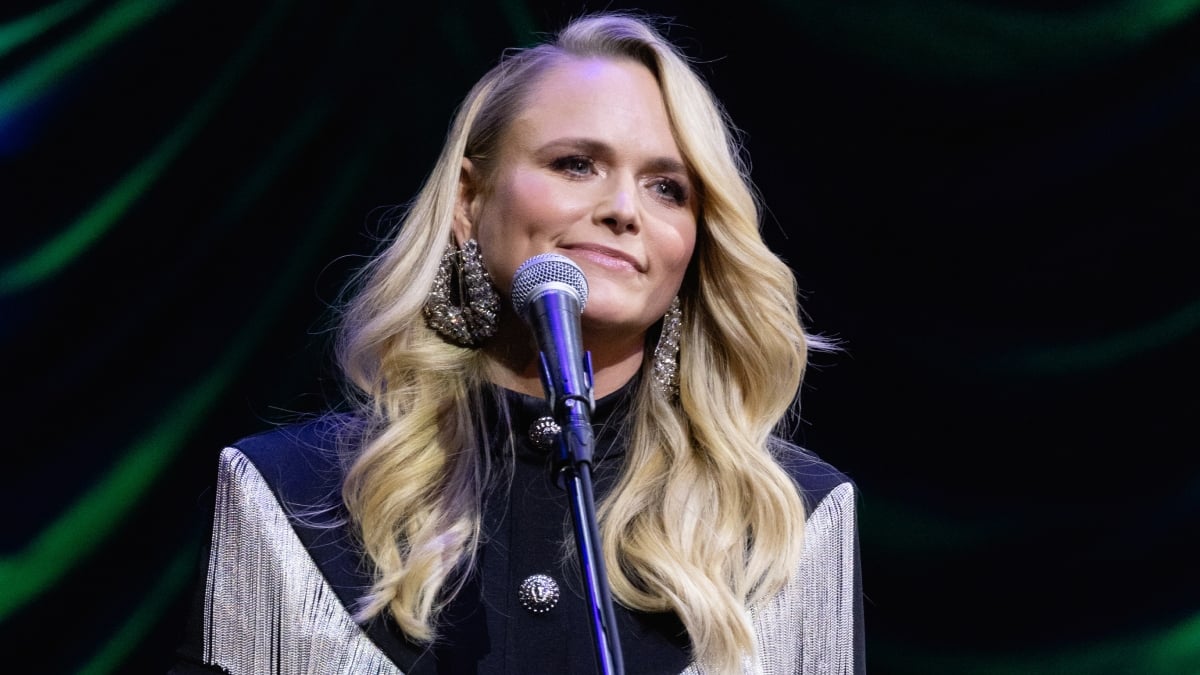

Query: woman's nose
<box><xmin>594</xmin><ymin>176</ymin><xmax>639</xmax><ymax>234</ymax></box>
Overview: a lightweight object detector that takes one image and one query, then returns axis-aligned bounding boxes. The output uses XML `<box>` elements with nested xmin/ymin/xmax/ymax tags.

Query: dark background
<box><xmin>2</xmin><ymin>1</ymin><xmax>1197</xmax><ymax>673</ymax></box>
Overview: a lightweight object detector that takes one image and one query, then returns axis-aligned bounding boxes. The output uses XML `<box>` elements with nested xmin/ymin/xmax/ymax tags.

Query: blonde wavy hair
<box><xmin>334</xmin><ymin>11</ymin><xmax>830</xmax><ymax>672</ymax></box>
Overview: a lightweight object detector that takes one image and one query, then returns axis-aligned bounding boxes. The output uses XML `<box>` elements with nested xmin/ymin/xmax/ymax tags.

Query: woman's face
<box><xmin>456</xmin><ymin>56</ymin><xmax>698</xmax><ymax>345</ymax></box>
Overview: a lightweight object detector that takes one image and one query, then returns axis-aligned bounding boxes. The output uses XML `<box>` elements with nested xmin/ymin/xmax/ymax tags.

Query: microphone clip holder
<box><xmin>538</xmin><ymin>350</ymin><xmax>596</xmax><ymax>475</ymax></box>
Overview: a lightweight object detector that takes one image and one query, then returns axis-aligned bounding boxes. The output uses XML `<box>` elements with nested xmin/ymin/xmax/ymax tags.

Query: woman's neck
<box><xmin>481</xmin><ymin>316</ymin><xmax>645</xmax><ymax>399</ymax></box>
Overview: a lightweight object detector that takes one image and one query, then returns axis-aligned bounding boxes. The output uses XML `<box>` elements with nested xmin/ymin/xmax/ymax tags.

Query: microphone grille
<box><xmin>511</xmin><ymin>253</ymin><xmax>589</xmax><ymax>316</ymax></box>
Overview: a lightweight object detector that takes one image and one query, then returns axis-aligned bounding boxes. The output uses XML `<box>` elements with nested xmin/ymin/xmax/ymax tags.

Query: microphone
<box><xmin>511</xmin><ymin>253</ymin><xmax>594</xmax><ymax>418</ymax></box>
<box><xmin>512</xmin><ymin>253</ymin><xmax>625</xmax><ymax>674</ymax></box>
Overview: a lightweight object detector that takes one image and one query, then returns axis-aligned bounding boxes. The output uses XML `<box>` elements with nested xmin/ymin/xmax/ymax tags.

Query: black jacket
<box><xmin>170</xmin><ymin>383</ymin><xmax>864</xmax><ymax>674</ymax></box>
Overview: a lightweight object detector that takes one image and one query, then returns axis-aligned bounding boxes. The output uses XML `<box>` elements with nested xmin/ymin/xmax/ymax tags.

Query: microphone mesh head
<box><xmin>511</xmin><ymin>253</ymin><xmax>589</xmax><ymax>317</ymax></box>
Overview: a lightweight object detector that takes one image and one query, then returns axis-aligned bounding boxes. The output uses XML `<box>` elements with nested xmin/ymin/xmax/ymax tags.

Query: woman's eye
<box><xmin>552</xmin><ymin>156</ymin><xmax>594</xmax><ymax>176</ymax></box>
<box><xmin>651</xmin><ymin>178</ymin><xmax>689</xmax><ymax>206</ymax></box>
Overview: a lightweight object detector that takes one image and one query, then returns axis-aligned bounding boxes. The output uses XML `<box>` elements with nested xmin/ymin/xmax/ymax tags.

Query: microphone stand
<box><xmin>540</xmin><ymin>351</ymin><xmax>626</xmax><ymax>675</ymax></box>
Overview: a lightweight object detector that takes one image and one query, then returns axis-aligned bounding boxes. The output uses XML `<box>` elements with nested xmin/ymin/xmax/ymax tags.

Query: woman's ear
<box><xmin>452</xmin><ymin>157</ymin><xmax>480</xmax><ymax>245</ymax></box>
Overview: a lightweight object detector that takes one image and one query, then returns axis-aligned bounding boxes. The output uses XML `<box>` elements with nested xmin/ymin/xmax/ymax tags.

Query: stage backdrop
<box><xmin>2</xmin><ymin>1</ymin><xmax>1197</xmax><ymax>673</ymax></box>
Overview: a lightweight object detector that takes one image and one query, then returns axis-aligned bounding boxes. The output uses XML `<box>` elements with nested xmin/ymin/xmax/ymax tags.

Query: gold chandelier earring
<box><xmin>651</xmin><ymin>296</ymin><xmax>682</xmax><ymax>400</ymax></box>
<box><xmin>423</xmin><ymin>239</ymin><xmax>500</xmax><ymax>347</ymax></box>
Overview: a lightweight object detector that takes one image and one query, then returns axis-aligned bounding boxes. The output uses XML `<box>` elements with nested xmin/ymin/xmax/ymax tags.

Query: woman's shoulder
<box><xmin>768</xmin><ymin>436</ymin><xmax>859</xmax><ymax>513</ymax></box>
<box><xmin>220</xmin><ymin>411</ymin><xmax>360</xmax><ymax>507</ymax></box>
<box><xmin>229</xmin><ymin>411</ymin><xmax>354</xmax><ymax>456</ymax></box>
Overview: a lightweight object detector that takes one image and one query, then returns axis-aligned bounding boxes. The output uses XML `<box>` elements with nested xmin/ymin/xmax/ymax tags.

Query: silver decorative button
<box><xmin>528</xmin><ymin>416</ymin><xmax>561</xmax><ymax>449</ymax></box>
<box><xmin>518</xmin><ymin>573</ymin><xmax>560</xmax><ymax>614</ymax></box>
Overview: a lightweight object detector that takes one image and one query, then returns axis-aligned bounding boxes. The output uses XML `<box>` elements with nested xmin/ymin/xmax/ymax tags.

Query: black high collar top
<box><xmin>419</xmin><ymin>376</ymin><xmax>693</xmax><ymax>674</ymax></box>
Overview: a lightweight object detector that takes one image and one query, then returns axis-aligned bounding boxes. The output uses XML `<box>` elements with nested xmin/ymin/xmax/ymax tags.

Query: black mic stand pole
<box><xmin>541</xmin><ymin>351</ymin><xmax>625</xmax><ymax>675</ymax></box>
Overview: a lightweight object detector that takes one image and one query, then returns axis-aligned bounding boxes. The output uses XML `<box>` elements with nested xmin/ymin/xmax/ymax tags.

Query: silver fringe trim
<box><xmin>202</xmin><ymin>447</ymin><xmax>403</xmax><ymax>675</ymax></box>
<box><xmin>201</xmin><ymin>447</ymin><xmax>856</xmax><ymax>674</ymax></box>
<box><xmin>682</xmin><ymin>481</ymin><xmax>859</xmax><ymax>674</ymax></box>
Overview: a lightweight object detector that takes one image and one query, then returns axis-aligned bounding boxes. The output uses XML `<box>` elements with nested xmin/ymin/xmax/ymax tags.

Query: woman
<box><xmin>171</xmin><ymin>10</ymin><xmax>864</xmax><ymax>674</ymax></box>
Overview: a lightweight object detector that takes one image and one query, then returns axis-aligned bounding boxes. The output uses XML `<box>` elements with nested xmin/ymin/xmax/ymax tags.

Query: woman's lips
<box><xmin>561</xmin><ymin>244</ymin><xmax>643</xmax><ymax>272</ymax></box>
